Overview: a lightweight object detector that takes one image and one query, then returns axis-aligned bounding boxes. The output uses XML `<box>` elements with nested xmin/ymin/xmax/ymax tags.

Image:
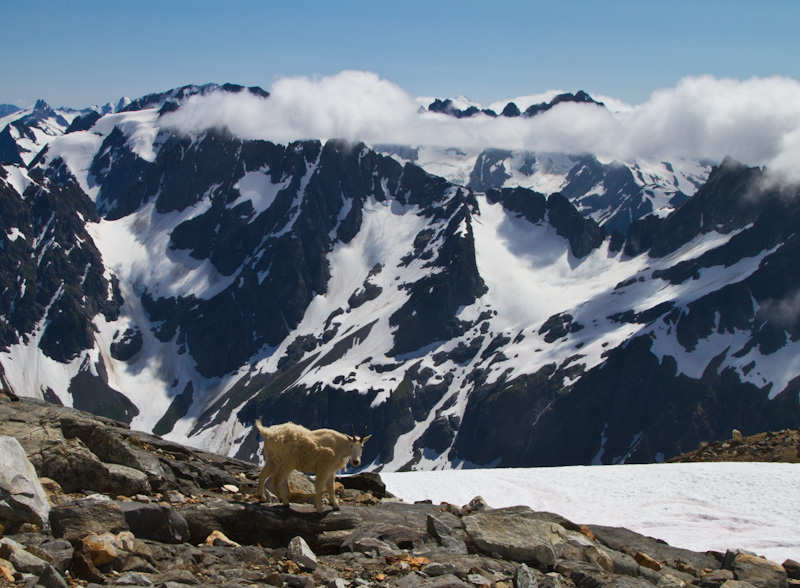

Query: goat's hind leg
<box><xmin>327</xmin><ymin>471</ymin><xmax>339</xmax><ymax>511</ymax></box>
<box><xmin>272</xmin><ymin>468</ymin><xmax>291</xmax><ymax>506</ymax></box>
<box><xmin>257</xmin><ymin>460</ymin><xmax>277</xmax><ymax>503</ymax></box>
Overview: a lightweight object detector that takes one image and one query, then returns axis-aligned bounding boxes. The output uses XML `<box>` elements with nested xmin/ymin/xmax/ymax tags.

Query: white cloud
<box><xmin>161</xmin><ymin>71</ymin><xmax>800</xmax><ymax>181</ymax></box>
<box><xmin>760</xmin><ymin>289</ymin><xmax>800</xmax><ymax>328</ymax></box>
<box><xmin>618</xmin><ymin>76</ymin><xmax>800</xmax><ymax>167</ymax></box>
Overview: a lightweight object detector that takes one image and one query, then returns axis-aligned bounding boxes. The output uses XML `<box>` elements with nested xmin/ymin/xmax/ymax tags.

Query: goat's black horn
<box><xmin>351</xmin><ymin>425</ymin><xmax>357</xmax><ymax>440</ymax></box>
<box><xmin>361</xmin><ymin>426</ymin><xmax>368</xmax><ymax>441</ymax></box>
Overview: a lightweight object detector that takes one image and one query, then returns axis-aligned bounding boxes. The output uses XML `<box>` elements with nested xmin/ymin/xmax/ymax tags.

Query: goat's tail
<box><xmin>254</xmin><ymin>419</ymin><xmax>271</xmax><ymax>439</ymax></box>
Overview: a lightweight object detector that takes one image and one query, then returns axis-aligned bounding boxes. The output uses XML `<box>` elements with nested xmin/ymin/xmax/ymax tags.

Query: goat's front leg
<box><xmin>328</xmin><ymin>473</ymin><xmax>339</xmax><ymax>510</ymax></box>
<box><xmin>314</xmin><ymin>474</ymin><xmax>327</xmax><ymax>514</ymax></box>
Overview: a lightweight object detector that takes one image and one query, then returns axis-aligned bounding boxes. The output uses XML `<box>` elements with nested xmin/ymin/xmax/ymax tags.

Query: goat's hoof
<box><xmin>257</xmin><ymin>495</ymin><xmax>266</xmax><ymax>503</ymax></box>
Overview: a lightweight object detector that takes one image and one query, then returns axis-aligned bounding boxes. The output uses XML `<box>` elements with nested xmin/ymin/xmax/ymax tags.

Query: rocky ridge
<box><xmin>426</xmin><ymin>91</ymin><xmax>605</xmax><ymax>120</ymax></box>
<box><xmin>1</xmin><ymin>395</ymin><xmax>798</xmax><ymax>588</ymax></box>
<box><xmin>669</xmin><ymin>428</ymin><xmax>800</xmax><ymax>464</ymax></box>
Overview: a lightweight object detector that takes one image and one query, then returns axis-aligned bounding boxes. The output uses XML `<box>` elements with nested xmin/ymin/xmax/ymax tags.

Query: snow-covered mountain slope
<box><xmin>1</xmin><ymin>85</ymin><xmax>798</xmax><ymax>472</ymax></box>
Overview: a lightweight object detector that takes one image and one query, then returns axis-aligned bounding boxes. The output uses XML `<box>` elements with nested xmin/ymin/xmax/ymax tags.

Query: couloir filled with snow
<box><xmin>382</xmin><ymin>462</ymin><xmax>800</xmax><ymax>565</ymax></box>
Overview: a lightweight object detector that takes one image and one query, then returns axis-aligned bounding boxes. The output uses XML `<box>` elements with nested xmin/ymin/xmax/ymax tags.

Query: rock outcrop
<box><xmin>669</xmin><ymin>428</ymin><xmax>800</xmax><ymax>463</ymax></box>
<box><xmin>0</xmin><ymin>395</ymin><xmax>796</xmax><ymax>588</ymax></box>
<box><xmin>0</xmin><ymin>436</ymin><xmax>51</xmax><ymax>532</ymax></box>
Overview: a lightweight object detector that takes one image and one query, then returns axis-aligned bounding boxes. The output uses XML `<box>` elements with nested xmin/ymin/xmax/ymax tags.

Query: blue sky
<box><xmin>3</xmin><ymin>0</ymin><xmax>799</xmax><ymax>109</ymax></box>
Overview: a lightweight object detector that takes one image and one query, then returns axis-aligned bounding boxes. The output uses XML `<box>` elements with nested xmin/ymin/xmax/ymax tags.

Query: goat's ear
<box><xmin>361</xmin><ymin>434</ymin><xmax>373</xmax><ymax>444</ymax></box>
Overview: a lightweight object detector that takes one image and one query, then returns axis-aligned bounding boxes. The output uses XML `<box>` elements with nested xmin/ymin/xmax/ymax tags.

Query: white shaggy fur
<box><xmin>255</xmin><ymin>420</ymin><xmax>371</xmax><ymax>514</ymax></box>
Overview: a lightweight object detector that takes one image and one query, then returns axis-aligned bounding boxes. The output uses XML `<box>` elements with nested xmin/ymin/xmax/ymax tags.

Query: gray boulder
<box><xmin>557</xmin><ymin>530</ymin><xmax>614</xmax><ymax>572</ymax></box>
<box><xmin>513</xmin><ymin>563</ymin><xmax>537</xmax><ymax>588</ymax></box>
<box><xmin>603</xmin><ymin>548</ymin><xmax>641</xmax><ymax>577</ymax></box>
<box><xmin>118</xmin><ymin>502</ymin><xmax>189</xmax><ymax>543</ymax></box>
<box><xmin>59</xmin><ymin>419</ymin><xmax>167</xmax><ymax>483</ymax></box>
<box><xmin>115</xmin><ymin>571</ymin><xmax>155</xmax><ymax>586</ymax></box>
<box><xmin>0</xmin><ymin>537</ymin><xmax>50</xmax><ymax>576</ymax></box>
<box><xmin>0</xmin><ymin>537</ymin><xmax>67</xmax><ymax>588</ymax></box>
<box><xmin>463</xmin><ymin>511</ymin><xmax>566</xmax><ymax>566</ymax></box>
<box><xmin>40</xmin><ymin>436</ymin><xmax>150</xmax><ymax>496</ymax></box>
<box><xmin>36</xmin><ymin>539</ymin><xmax>74</xmax><ymax>574</ymax></box>
<box><xmin>727</xmin><ymin>551</ymin><xmax>788</xmax><ymax>588</ymax></box>
<box><xmin>287</xmin><ymin>535</ymin><xmax>318</xmax><ymax>570</ymax></box>
<box><xmin>102</xmin><ymin>463</ymin><xmax>152</xmax><ymax>495</ymax></box>
<box><xmin>340</xmin><ymin>530</ymin><xmax>400</xmax><ymax>557</ymax></box>
<box><xmin>396</xmin><ymin>573</ymin><xmax>472</xmax><ymax>588</ymax></box>
<box><xmin>49</xmin><ymin>497</ymin><xmax>129</xmax><ymax>541</ymax></box>
<box><xmin>339</xmin><ymin>472</ymin><xmax>390</xmax><ymax>498</ymax></box>
<box><xmin>784</xmin><ymin>558</ymin><xmax>800</xmax><ymax>579</ymax></box>
<box><xmin>422</xmin><ymin>562</ymin><xmax>457</xmax><ymax>577</ymax></box>
<box><xmin>0</xmin><ymin>436</ymin><xmax>51</xmax><ymax>531</ymax></box>
<box><xmin>427</xmin><ymin>515</ymin><xmax>467</xmax><ymax>555</ymax></box>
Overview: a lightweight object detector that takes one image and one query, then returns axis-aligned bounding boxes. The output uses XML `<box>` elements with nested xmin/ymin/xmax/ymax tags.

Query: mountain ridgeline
<box><xmin>1</xmin><ymin>86</ymin><xmax>799</xmax><ymax>470</ymax></box>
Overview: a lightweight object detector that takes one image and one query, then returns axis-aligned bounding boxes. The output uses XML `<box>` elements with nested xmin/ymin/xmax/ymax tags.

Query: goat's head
<box><xmin>347</xmin><ymin>426</ymin><xmax>372</xmax><ymax>468</ymax></box>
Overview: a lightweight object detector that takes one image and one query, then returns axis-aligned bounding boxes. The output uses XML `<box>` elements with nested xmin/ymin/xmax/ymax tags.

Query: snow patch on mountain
<box><xmin>85</xmin><ymin>198</ymin><xmax>235</xmax><ymax>300</ymax></box>
<box><xmin>42</xmin><ymin>131</ymin><xmax>105</xmax><ymax>196</ymax></box>
<box><xmin>231</xmin><ymin>167</ymin><xmax>290</xmax><ymax>218</ymax></box>
<box><xmin>91</xmin><ymin>108</ymin><xmax>163</xmax><ymax>162</ymax></box>
<box><xmin>2</xmin><ymin>165</ymin><xmax>32</xmax><ymax>197</ymax></box>
<box><xmin>251</xmin><ymin>194</ymin><xmax>440</xmax><ymax>398</ymax></box>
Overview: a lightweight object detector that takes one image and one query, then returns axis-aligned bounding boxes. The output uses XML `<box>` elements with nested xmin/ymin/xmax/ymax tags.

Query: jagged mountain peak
<box><xmin>427</xmin><ymin>89</ymin><xmax>605</xmax><ymax>120</ymax></box>
<box><xmin>31</xmin><ymin>98</ymin><xmax>54</xmax><ymax>113</ymax></box>
<box><xmin>120</xmin><ymin>82</ymin><xmax>270</xmax><ymax>114</ymax></box>
<box><xmin>0</xmin><ymin>104</ymin><xmax>21</xmax><ymax>118</ymax></box>
<box><xmin>525</xmin><ymin>89</ymin><xmax>605</xmax><ymax>116</ymax></box>
<box><xmin>0</xmin><ymin>99</ymin><xmax>76</xmax><ymax>167</ymax></box>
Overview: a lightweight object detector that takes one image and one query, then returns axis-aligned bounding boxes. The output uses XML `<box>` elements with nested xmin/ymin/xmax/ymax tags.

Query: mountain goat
<box><xmin>255</xmin><ymin>420</ymin><xmax>372</xmax><ymax>514</ymax></box>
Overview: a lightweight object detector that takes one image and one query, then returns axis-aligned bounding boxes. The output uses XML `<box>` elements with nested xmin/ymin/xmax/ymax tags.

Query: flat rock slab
<box><xmin>463</xmin><ymin>511</ymin><xmax>566</xmax><ymax>566</ymax></box>
<box><xmin>356</xmin><ymin>501</ymin><xmax>463</xmax><ymax>530</ymax></box>
<box><xmin>590</xmin><ymin>525</ymin><xmax>720</xmax><ymax>572</ymax></box>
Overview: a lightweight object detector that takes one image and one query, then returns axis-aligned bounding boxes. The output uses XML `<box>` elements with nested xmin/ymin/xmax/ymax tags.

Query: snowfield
<box><xmin>381</xmin><ymin>462</ymin><xmax>800</xmax><ymax>565</ymax></box>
